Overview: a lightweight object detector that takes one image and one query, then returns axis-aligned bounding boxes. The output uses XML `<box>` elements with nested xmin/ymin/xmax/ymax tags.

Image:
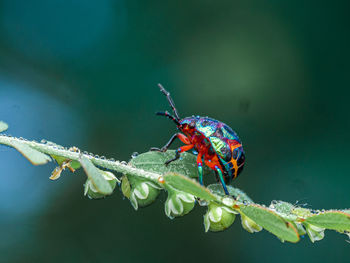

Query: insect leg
<box><xmin>157</xmin><ymin>84</ymin><xmax>180</xmax><ymax>120</ymax></box>
<box><xmin>150</xmin><ymin>133</ymin><xmax>190</xmax><ymax>152</ymax></box>
<box><xmin>215</xmin><ymin>166</ymin><xmax>229</xmax><ymax>195</ymax></box>
<box><xmin>197</xmin><ymin>152</ymin><xmax>204</xmax><ymax>186</ymax></box>
<box><xmin>165</xmin><ymin>144</ymin><xmax>194</xmax><ymax>165</ymax></box>
<box><xmin>214</xmin><ymin>170</ymin><xmax>220</xmax><ymax>182</ymax></box>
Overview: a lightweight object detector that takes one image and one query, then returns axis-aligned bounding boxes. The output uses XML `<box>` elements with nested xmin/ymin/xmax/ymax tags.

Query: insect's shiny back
<box><xmin>180</xmin><ymin>116</ymin><xmax>245</xmax><ymax>182</ymax></box>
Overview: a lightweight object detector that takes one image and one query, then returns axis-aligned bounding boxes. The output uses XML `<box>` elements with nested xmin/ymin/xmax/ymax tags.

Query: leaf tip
<box><xmin>0</xmin><ymin>121</ymin><xmax>9</xmax><ymax>133</ymax></box>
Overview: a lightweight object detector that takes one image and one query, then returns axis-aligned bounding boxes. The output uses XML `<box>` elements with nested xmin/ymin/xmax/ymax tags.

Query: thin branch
<box><xmin>0</xmin><ymin>134</ymin><xmax>160</xmax><ymax>184</ymax></box>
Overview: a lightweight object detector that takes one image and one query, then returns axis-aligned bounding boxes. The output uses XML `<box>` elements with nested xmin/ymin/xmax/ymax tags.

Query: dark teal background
<box><xmin>0</xmin><ymin>1</ymin><xmax>349</xmax><ymax>262</ymax></box>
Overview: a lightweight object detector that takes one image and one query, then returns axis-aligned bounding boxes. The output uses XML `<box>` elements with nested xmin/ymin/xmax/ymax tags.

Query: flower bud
<box><xmin>303</xmin><ymin>222</ymin><xmax>325</xmax><ymax>243</ymax></box>
<box><xmin>164</xmin><ymin>186</ymin><xmax>195</xmax><ymax>219</ymax></box>
<box><xmin>122</xmin><ymin>175</ymin><xmax>161</xmax><ymax>210</ymax></box>
<box><xmin>121</xmin><ymin>175</ymin><xmax>131</xmax><ymax>198</ymax></box>
<box><xmin>240</xmin><ymin>213</ymin><xmax>263</xmax><ymax>233</ymax></box>
<box><xmin>204</xmin><ymin>202</ymin><xmax>236</xmax><ymax>232</ymax></box>
<box><xmin>84</xmin><ymin>170</ymin><xmax>117</xmax><ymax>199</ymax></box>
<box><xmin>294</xmin><ymin>222</ymin><xmax>306</xmax><ymax>236</ymax></box>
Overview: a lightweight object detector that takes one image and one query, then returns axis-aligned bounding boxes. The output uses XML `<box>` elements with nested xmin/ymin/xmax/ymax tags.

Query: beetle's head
<box><xmin>178</xmin><ymin>117</ymin><xmax>197</xmax><ymax>135</ymax></box>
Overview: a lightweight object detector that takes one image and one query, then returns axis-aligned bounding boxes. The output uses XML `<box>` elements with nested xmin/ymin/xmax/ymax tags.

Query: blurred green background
<box><xmin>0</xmin><ymin>0</ymin><xmax>349</xmax><ymax>262</ymax></box>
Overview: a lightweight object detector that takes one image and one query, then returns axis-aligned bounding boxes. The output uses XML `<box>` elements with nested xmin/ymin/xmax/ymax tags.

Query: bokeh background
<box><xmin>0</xmin><ymin>1</ymin><xmax>349</xmax><ymax>262</ymax></box>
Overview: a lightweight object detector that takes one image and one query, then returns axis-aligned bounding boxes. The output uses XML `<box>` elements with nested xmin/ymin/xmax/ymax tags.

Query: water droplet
<box><xmin>197</xmin><ymin>199</ymin><xmax>208</xmax><ymax>206</ymax></box>
<box><xmin>121</xmin><ymin>161</ymin><xmax>127</xmax><ymax>165</ymax></box>
<box><xmin>109</xmin><ymin>158</ymin><xmax>115</xmax><ymax>162</ymax></box>
<box><xmin>41</xmin><ymin>139</ymin><xmax>47</xmax><ymax>144</ymax></box>
<box><xmin>158</xmin><ymin>176</ymin><xmax>165</xmax><ymax>184</ymax></box>
<box><xmin>131</xmin><ymin>152</ymin><xmax>139</xmax><ymax>158</ymax></box>
<box><xmin>83</xmin><ymin>151</ymin><xmax>89</xmax><ymax>155</ymax></box>
<box><xmin>100</xmin><ymin>156</ymin><xmax>106</xmax><ymax>160</ymax></box>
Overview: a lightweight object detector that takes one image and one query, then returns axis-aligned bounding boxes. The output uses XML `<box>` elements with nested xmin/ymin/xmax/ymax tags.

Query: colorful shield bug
<box><xmin>151</xmin><ymin>84</ymin><xmax>245</xmax><ymax>195</ymax></box>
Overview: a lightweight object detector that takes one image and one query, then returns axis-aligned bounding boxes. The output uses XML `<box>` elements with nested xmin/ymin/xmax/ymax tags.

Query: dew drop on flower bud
<box><xmin>131</xmin><ymin>152</ymin><xmax>139</xmax><ymax>158</ymax></box>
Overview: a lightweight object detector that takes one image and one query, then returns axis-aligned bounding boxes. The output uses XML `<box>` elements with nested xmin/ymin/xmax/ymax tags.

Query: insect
<box><xmin>151</xmin><ymin>84</ymin><xmax>245</xmax><ymax>195</ymax></box>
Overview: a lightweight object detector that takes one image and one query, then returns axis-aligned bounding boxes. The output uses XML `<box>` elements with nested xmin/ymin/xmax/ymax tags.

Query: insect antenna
<box><xmin>156</xmin><ymin>111</ymin><xmax>180</xmax><ymax>126</ymax></box>
<box><xmin>157</xmin><ymin>83</ymin><xmax>181</xmax><ymax>121</ymax></box>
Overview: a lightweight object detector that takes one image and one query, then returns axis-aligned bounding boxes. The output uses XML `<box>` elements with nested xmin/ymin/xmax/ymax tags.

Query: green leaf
<box><xmin>207</xmin><ymin>184</ymin><xmax>253</xmax><ymax>202</ymax></box>
<box><xmin>0</xmin><ymin>121</ymin><xmax>8</xmax><ymax>132</ymax></box>
<box><xmin>163</xmin><ymin>173</ymin><xmax>216</xmax><ymax>201</ymax></box>
<box><xmin>240</xmin><ymin>204</ymin><xmax>300</xmax><ymax>243</ymax></box>
<box><xmin>9</xmin><ymin>141</ymin><xmax>51</xmax><ymax>165</ymax></box>
<box><xmin>79</xmin><ymin>155</ymin><xmax>113</xmax><ymax>195</ymax></box>
<box><xmin>304</xmin><ymin>211</ymin><xmax>350</xmax><ymax>231</ymax></box>
<box><xmin>129</xmin><ymin>151</ymin><xmax>214</xmax><ymax>178</ymax></box>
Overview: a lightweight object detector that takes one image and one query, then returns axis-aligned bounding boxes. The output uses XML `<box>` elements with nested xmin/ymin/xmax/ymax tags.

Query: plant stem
<box><xmin>0</xmin><ymin>134</ymin><xmax>161</xmax><ymax>184</ymax></box>
<box><xmin>1</xmin><ymin>133</ymin><xmax>349</xmax><ymax>243</ymax></box>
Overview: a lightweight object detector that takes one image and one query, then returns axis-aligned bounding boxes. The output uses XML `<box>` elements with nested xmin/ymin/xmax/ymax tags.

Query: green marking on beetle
<box><xmin>209</xmin><ymin>137</ymin><xmax>227</xmax><ymax>158</ymax></box>
<box><xmin>196</xmin><ymin>121</ymin><xmax>216</xmax><ymax>137</ymax></box>
<box><xmin>221</xmin><ymin>126</ymin><xmax>235</xmax><ymax>140</ymax></box>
